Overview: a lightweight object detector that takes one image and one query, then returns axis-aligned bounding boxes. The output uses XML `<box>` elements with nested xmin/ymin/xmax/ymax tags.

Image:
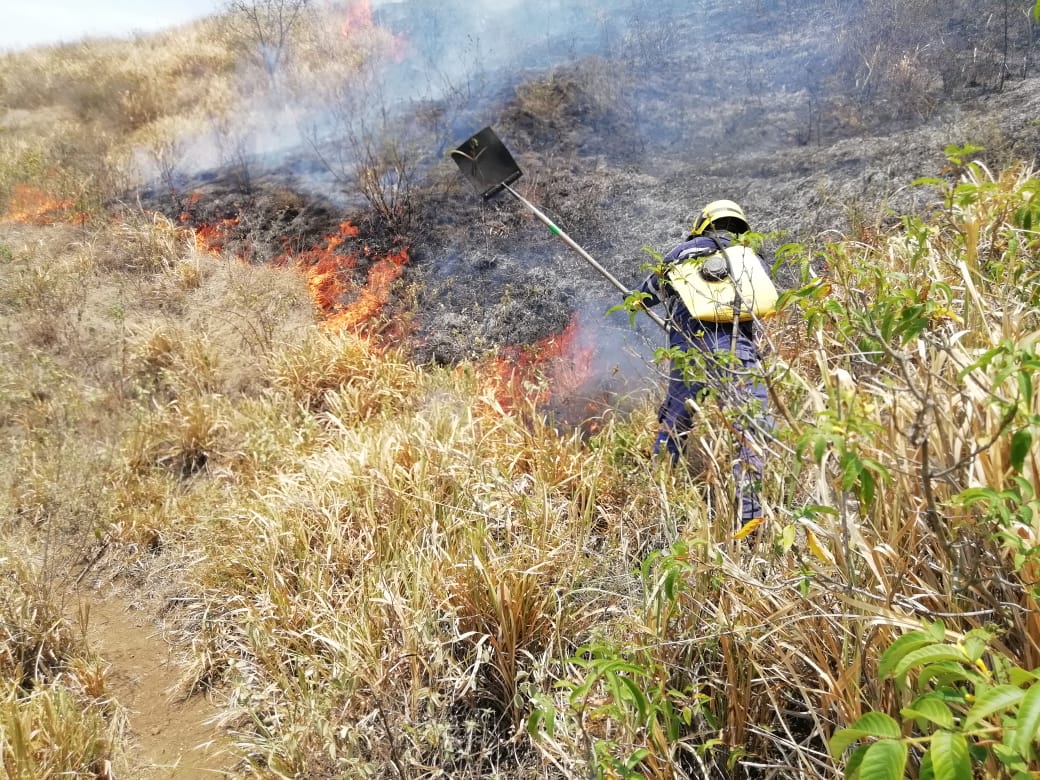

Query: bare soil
<box><xmin>74</xmin><ymin>590</ymin><xmax>235</xmax><ymax>780</ymax></box>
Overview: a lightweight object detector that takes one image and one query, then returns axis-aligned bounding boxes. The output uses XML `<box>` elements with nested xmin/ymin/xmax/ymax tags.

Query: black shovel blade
<box><xmin>450</xmin><ymin>126</ymin><xmax>522</xmax><ymax>200</ymax></box>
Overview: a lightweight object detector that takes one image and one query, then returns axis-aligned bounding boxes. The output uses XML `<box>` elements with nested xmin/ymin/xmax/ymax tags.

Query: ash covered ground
<box><xmin>141</xmin><ymin>0</ymin><xmax>1040</xmax><ymax>410</ymax></box>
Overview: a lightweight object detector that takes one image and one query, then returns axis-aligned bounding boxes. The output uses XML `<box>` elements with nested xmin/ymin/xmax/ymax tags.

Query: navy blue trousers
<box><xmin>654</xmin><ymin>347</ymin><xmax>772</xmax><ymax>525</ymax></box>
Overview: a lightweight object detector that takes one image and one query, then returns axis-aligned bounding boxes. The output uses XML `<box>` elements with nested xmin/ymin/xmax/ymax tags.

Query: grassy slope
<box><xmin>2</xmin><ymin>6</ymin><xmax>1040</xmax><ymax>780</ymax></box>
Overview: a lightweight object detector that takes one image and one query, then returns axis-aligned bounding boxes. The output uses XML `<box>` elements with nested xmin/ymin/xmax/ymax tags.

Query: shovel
<box><xmin>450</xmin><ymin>126</ymin><xmax>667</xmax><ymax>331</ymax></box>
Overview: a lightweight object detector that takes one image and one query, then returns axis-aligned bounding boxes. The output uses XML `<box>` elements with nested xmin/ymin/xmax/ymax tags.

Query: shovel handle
<box><xmin>502</xmin><ymin>184</ymin><xmax>667</xmax><ymax>331</ymax></box>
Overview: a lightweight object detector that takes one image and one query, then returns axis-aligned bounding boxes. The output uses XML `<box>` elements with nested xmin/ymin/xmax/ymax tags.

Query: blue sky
<box><xmin>2</xmin><ymin>0</ymin><xmax>225</xmax><ymax>52</ymax></box>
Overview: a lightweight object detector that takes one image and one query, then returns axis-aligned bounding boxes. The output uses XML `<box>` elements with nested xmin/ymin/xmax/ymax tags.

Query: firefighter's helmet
<box><xmin>688</xmin><ymin>200</ymin><xmax>750</xmax><ymax>238</ymax></box>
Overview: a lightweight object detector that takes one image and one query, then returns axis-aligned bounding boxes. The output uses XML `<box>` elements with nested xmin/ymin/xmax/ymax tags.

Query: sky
<box><xmin>1</xmin><ymin>0</ymin><xmax>226</xmax><ymax>52</ymax></box>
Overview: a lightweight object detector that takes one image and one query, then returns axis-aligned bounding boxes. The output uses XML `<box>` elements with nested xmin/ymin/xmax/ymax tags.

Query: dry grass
<box><xmin>1</xmin><ymin>4</ymin><xmax>1039</xmax><ymax>777</ymax></box>
<box><xmin>0</xmin><ymin>3</ymin><xmax>411</xmax><ymax>221</ymax></box>
<box><xmin>0</xmin><ymin>18</ymin><xmax>240</xmax><ymax>217</ymax></box>
<box><xmin>3</xmin><ymin>160</ymin><xmax>1039</xmax><ymax>777</ymax></box>
<box><xmin>0</xmin><ymin>550</ymin><xmax>124</xmax><ymax>778</ymax></box>
<box><xmin>832</xmin><ymin>0</ymin><xmax>1038</xmax><ymax>119</ymax></box>
<box><xmin>0</xmin><ymin>20</ymin><xmax>237</xmax><ymax>130</ymax></box>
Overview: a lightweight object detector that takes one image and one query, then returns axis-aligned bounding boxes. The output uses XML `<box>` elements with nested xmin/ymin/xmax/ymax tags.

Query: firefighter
<box><xmin>639</xmin><ymin>200</ymin><xmax>776</xmax><ymax>528</ymax></box>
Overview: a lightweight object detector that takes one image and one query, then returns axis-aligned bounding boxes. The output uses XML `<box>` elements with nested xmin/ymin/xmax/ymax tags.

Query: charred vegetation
<box><xmin>123</xmin><ymin>0</ymin><xmax>1039</xmax><ymax>375</ymax></box>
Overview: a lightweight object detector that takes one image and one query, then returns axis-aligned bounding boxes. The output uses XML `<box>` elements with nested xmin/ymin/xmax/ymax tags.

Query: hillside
<box><xmin>2</xmin><ymin>1</ymin><xmax>1040</xmax><ymax>778</ymax></box>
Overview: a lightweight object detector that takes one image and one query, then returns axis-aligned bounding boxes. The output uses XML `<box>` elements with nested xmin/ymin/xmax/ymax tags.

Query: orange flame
<box><xmin>168</xmin><ymin>197</ymin><xmax>608</xmax><ymax>420</ymax></box>
<box><xmin>486</xmin><ymin>313</ymin><xmax>597</xmax><ymax>411</ymax></box>
<box><xmin>547</xmin><ymin>316</ymin><xmax>597</xmax><ymax>397</ymax></box>
<box><xmin>340</xmin><ymin>0</ymin><xmax>374</xmax><ymax>35</ymax></box>
<box><xmin>178</xmin><ymin>204</ymin><xmax>411</xmax><ymax>338</ymax></box>
<box><xmin>193</xmin><ymin>217</ymin><xmax>240</xmax><ymax>255</ymax></box>
<box><xmin>273</xmin><ymin>219</ymin><xmax>410</xmax><ymax>335</ymax></box>
<box><xmin>325</xmin><ymin>247</ymin><xmax>410</xmax><ymax>332</ymax></box>
<box><xmin>339</xmin><ymin>0</ymin><xmax>409</xmax><ymax>62</ymax></box>
<box><xmin>1</xmin><ymin>184</ymin><xmax>84</xmax><ymax>224</ymax></box>
<box><xmin>285</xmin><ymin>220</ymin><xmax>361</xmax><ymax>311</ymax></box>
<box><xmin>178</xmin><ymin>193</ymin><xmax>202</xmax><ymax>224</ymax></box>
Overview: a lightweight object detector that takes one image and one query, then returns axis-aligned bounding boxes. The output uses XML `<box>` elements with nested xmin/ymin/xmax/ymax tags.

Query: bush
<box><xmin>0</xmin><ymin>553</ymin><xmax>122</xmax><ymax>778</ymax></box>
<box><xmin>835</xmin><ymin>0</ymin><xmax>1040</xmax><ymax>117</ymax></box>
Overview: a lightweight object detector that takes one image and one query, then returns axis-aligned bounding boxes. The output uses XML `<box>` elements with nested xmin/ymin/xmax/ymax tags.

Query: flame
<box><xmin>542</xmin><ymin>315</ymin><xmax>597</xmax><ymax>397</ymax></box>
<box><xmin>193</xmin><ymin>218</ymin><xmax>240</xmax><ymax>255</ymax></box>
<box><xmin>283</xmin><ymin>220</ymin><xmax>360</xmax><ymax>312</ymax></box>
<box><xmin>272</xmin><ymin>219</ymin><xmax>410</xmax><ymax>335</ymax></box>
<box><xmin>1</xmin><ymin>184</ymin><xmax>84</xmax><ymax>224</ymax></box>
<box><xmin>178</xmin><ymin>192</ymin><xmax>202</xmax><ymax>223</ymax></box>
<box><xmin>166</xmin><ymin>195</ymin><xmax>609</xmax><ymax>421</ymax></box>
<box><xmin>177</xmin><ymin>200</ymin><xmax>412</xmax><ymax>338</ymax></box>
<box><xmin>486</xmin><ymin>313</ymin><xmax>597</xmax><ymax>412</ymax></box>
<box><xmin>177</xmin><ymin>192</ymin><xmax>242</xmax><ymax>256</ymax></box>
<box><xmin>340</xmin><ymin>0</ymin><xmax>374</xmax><ymax>35</ymax></box>
<box><xmin>339</xmin><ymin>0</ymin><xmax>409</xmax><ymax>62</ymax></box>
<box><xmin>324</xmin><ymin>247</ymin><xmax>410</xmax><ymax>332</ymax></box>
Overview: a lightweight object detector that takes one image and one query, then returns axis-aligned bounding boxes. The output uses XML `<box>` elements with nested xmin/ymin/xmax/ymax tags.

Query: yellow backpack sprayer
<box><xmin>450</xmin><ymin>127</ymin><xmax>778</xmax><ymax>329</ymax></box>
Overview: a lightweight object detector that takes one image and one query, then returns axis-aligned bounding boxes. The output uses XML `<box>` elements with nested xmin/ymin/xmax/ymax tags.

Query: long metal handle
<box><xmin>503</xmin><ymin>183</ymin><xmax>667</xmax><ymax>331</ymax></box>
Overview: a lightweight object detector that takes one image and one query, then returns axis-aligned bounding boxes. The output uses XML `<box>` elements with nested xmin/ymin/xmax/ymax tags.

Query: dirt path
<box><xmin>75</xmin><ymin>591</ymin><xmax>236</xmax><ymax>779</ymax></box>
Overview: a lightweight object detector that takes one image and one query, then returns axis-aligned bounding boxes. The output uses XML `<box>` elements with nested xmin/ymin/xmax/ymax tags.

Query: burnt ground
<box><xmin>139</xmin><ymin>0</ymin><xmax>1040</xmax><ymax>404</ymax></box>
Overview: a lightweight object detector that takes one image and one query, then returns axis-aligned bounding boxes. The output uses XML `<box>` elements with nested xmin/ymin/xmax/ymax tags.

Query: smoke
<box><xmin>139</xmin><ymin>0</ymin><xmax>1040</xmax><ymax>419</ymax></box>
<box><xmin>539</xmin><ymin>301</ymin><xmax>662</xmax><ymax>428</ymax></box>
<box><xmin>156</xmin><ymin>1</ymin><xmax>826</xmax><ymax>184</ymax></box>
<box><xmin>151</xmin><ymin>0</ymin><xmax>1039</xmax><ymax>200</ymax></box>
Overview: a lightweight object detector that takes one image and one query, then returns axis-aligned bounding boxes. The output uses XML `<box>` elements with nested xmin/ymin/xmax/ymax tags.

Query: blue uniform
<box><xmin>641</xmin><ymin>232</ymin><xmax>773</xmax><ymax>524</ymax></box>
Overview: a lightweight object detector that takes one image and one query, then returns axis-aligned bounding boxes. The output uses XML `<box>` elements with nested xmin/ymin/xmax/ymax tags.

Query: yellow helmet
<box><xmin>688</xmin><ymin>199</ymin><xmax>750</xmax><ymax>238</ymax></box>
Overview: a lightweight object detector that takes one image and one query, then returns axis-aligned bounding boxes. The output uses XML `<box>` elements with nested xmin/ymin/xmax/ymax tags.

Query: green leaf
<box><xmin>963</xmin><ymin>684</ymin><xmax>1024</xmax><ymax>728</ymax></box>
<box><xmin>944</xmin><ymin>143</ymin><xmax>985</xmax><ymax>166</ymax></box>
<box><xmin>989</xmin><ymin>741</ymin><xmax>1026</xmax><ymax>769</ymax></box>
<box><xmin>1013</xmin><ymin>682</ymin><xmax>1040</xmax><ymax>758</ymax></box>
<box><xmin>1019</xmin><ymin>369</ymin><xmax>1035</xmax><ymax>408</ymax></box>
<box><xmin>813</xmin><ymin>435</ymin><xmax>828</xmax><ymax>463</ymax></box>
<box><xmin>929</xmin><ymin>730</ymin><xmax>971</xmax><ymax>780</ymax></box>
<box><xmin>841</xmin><ymin>453</ymin><xmax>863</xmax><ymax>491</ymax></box>
<box><xmin>526</xmin><ymin>697</ymin><xmax>556</xmax><ymax>738</ymax></box>
<box><xmin>617</xmin><ymin>675</ymin><xmax>649</xmax><ymax>720</ymax></box>
<box><xmin>1009</xmin><ymin>667</ymin><xmax>1040</xmax><ymax>687</ymax></box>
<box><xmin>919</xmin><ymin>661</ymin><xmax>978</xmax><ymax>690</ymax></box>
<box><xmin>624</xmin><ymin>747</ymin><xmax>651</xmax><ymax>770</ymax></box>
<box><xmin>902</xmin><ymin>695</ymin><xmax>955</xmax><ymax>729</ymax></box>
<box><xmin>830</xmin><ymin>727</ymin><xmax>866</xmax><ymax>760</ymax></box>
<box><xmin>855</xmin><ymin>712</ymin><xmax>902</xmax><ymax>739</ymax></box>
<box><xmin>1010</xmin><ymin>430</ymin><xmax>1032</xmax><ymax>473</ymax></box>
<box><xmin>1013</xmin><ymin>475</ymin><xmax>1036</xmax><ymax>502</ymax></box>
<box><xmin>919</xmin><ymin>748</ymin><xmax>935</xmax><ymax>780</ymax></box>
<box><xmin>892</xmin><ymin>645</ymin><xmax>965</xmax><ymax>682</ymax></box>
<box><xmin>846</xmin><ymin>744</ymin><xmax>868</xmax><ymax>776</ymax></box>
<box><xmin>661</xmin><ymin>699</ymin><xmax>680</xmax><ymax>741</ymax></box>
<box><xmin>879</xmin><ymin>630</ymin><xmax>942</xmax><ymax>679</ymax></box>
<box><xmin>830</xmin><ymin>712</ymin><xmax>901</xmax><ymax>761</ymax></box>
<box><xmin>962</xmin><ymin>629</ymin><xmax>994</xmax><ymax>663</ymax></box>
<box><xmin>955</xmin><ymin>486</ymin><xmax>998</xmax><ymax>508</ymax></box>
<box><xmin>860</xmin><ymin>468</ymin><xmax>876</xmax><ymax>506</ymax></box>
<box><xmin>858</xmin><ymin>738</ymin><xmax>908</xmax><ymax>780</ymax></box>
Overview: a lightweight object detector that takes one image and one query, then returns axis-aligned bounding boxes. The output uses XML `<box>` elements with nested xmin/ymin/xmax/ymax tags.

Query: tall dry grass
<box><xmin>3</xmin><ymin>160</ymin><xmax>1039</xmax><ymax>776</ymax></box>
<box><xmin>0</xmin><ymin>551</ymin><xmax>124</xmax><ymax>778</ymax></box>
<box><xmin>0</xmin><ymin>17</ymin><xmax>240</xmax><ymax>217</ymax></box>
<box><xmin>0</xmin><ymin>213</ymin><xmax>314</xmax><ymax>774</ymax></box>
<box><xmin>127</xmin><ymin>161</ymin><xmax>1035</xmax><ymax>778</ymax></box>
<box><xmin>0</xmin><ymin>1</ymin><xmax>416</xmax><ymax>222</ymax></box>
